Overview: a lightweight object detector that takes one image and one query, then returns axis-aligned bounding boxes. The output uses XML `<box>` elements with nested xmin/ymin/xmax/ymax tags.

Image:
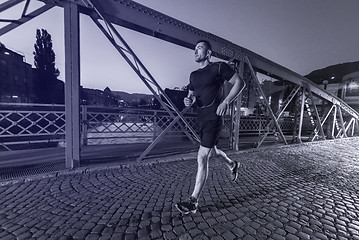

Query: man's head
<box><xmin>194</xmin><ymin>40</ymin><xmax>212</xmax><ymax>63</ymax></box>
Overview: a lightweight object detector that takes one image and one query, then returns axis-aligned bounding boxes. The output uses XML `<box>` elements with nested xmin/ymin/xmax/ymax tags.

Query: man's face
<box><xmin>194</xmin><ymin>42</ymin><xmax>209</xmax><ymax>63</ymax></box>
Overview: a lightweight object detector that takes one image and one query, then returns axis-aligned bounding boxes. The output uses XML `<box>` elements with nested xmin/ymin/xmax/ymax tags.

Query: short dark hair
<box><xmin>196</xmin><ymin>40</ymin><xmax>212</xmax><ymax>51</ymax></box>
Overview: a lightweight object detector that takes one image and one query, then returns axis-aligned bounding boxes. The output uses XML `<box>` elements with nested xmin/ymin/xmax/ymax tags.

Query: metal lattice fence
<box><xmin>0</xmin><ymin>103</ymin><xmax>298</xmax><ymax>149</ymax></box>
<box><xmin>0</xmin><ymin>104</ymin><xmax>66</xmax><ymax>148</ymax></box>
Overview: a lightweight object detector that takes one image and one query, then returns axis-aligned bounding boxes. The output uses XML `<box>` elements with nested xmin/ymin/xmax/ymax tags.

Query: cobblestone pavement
<box><xmin>1</xmin><ymin>138</ymin><xmax>359</xmax><ymax>239</ymax></box>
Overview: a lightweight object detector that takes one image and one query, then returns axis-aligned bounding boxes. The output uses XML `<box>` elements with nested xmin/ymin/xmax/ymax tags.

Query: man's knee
<box><xmin>211</xmin><ymin>146</ymin><xmax>221</xmax><ymax>157</ymax></box>
<box><xmin>198</xmin><ymin>146</ymin><xmax>211</xmax><ymax>162</ymax></box>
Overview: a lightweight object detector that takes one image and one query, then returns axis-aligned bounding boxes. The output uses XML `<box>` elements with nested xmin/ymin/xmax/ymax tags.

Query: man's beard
<box><xmin>195</xmin><ymin>55</ymin><xmax>206</xmax><ymax>63</ymax></box>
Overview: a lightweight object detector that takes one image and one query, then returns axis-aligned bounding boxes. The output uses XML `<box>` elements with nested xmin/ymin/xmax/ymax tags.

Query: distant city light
<box><xmin>12</xmin><ymin>95</ymin><xmax>19</xmax><ymax>98</ymax></box>
<box><xmin>4</xmin><ymin>51</ymin><xmax>10</xmax><ymax>55</ymax></box>
<box><xmin>349</xmin><ymin>82</ymin><xmax>359</xmax><ymax>89</ymax></box>
<box><xmin>331</xmin><ymin>76</ymin><xmax>335</xmax><ymax>79</ymax></box>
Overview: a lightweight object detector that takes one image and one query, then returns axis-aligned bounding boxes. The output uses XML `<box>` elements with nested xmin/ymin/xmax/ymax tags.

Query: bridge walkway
<box><xmin>0</xmin><ymin>135</ymin><xmax>282</xmax><ymax>180</ymax></box>
<box><xmin>0</xmin><ymin>137</ymin><xmax>359</xmax><ymax>239</ymax></box>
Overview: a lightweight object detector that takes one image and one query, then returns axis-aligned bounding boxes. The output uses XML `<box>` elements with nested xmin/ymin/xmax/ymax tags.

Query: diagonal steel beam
<box><xmin>347</xmin><ymin>118</ymin><xmax>355</xmax><ymax>136</ymax></box>
<box><xmin>256</xmin><ymin>85</ymin><xmax>301</xmax><ymax>147</ymax></box>
<box><xmin>86</xmin><ymin>0</ymin><xmax>200</xmax><ymax>159</ymax></box>
<box><xmin>0</xmin><ymin>0</ymin><xmax>24</xmax><ymax>12</ymax></box>
<box><xmin>137</xmin><ymin>104</ymin><xmax>195</xmax><ymax>161</ymax></box>
<box><xmin>302</xmin><ymin>83</ymin><xmax>326</xmax><ymax>140</ymax></box>
<box><xmin>0</xmin><ymin>4</ymin><xmax>53</xmax><ymax>36</ymax></box>
<box><xmin>246</xmin><ymin>56</ymin><xmax>288</xmax><ymax>145</ymax></box>
<box><xmin>21</xmin><ymin>0</ymin><xmax>30</xmax><ymax>17</ymax></box>
<box><xmin>90</xmin><ymin>17</ymin><xmax>199</xmax><ymax>143</ymax></box>
<box><xmin>337</xmin><ymin>106</ymin><xmax>347</xmax><ymax>138</ymax></box>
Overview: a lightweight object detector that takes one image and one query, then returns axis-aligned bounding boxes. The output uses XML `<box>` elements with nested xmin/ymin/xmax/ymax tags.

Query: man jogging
<box><xmin>175</xmin><ymin>40</ymin><xmax>246</xmax><ymax>214</ymax></box>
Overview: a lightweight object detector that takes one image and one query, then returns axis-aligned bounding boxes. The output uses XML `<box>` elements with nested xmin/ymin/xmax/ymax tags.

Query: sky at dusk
<box><xmin>1</xmin><ymin>0</ymin><xmax>358</xmax><ymax>94</ymax></box>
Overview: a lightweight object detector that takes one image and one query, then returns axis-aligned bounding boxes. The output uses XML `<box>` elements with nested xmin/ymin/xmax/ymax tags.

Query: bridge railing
<box><xmin>0</xmin><ymin>103</ymin><xmax>299</xmax><ymax>150</ymax></box>
<box><xmin>0</xmin><ymin>103</ymin><xmax>65</xmax><ymax>150</ymax></box>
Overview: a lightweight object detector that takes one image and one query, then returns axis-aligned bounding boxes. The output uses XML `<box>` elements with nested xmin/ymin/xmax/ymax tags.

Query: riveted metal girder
<box><xmin>34</xmin><ymin>0</ymin><xmax>358</xmax><ymax>120</ymax></box>
<box><xmin>0</xmin><ymin>0</ymin><xmax>54</xmax><ymax>36</ymax></box>
<box><xmin>64</xmin><ymin>1</ymin><xmax>80</xmax><ymax>168</ymax></box>
<box><xmin>0</xmin><ymin>0</ymin><xmax>24</xmax><ymax>12</ymax></box>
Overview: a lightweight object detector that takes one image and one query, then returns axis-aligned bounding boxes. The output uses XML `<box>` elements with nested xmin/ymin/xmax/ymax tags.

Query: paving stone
<box><xmin>206</xmin><ymin>218</ymin><xmax>218</xmax><ymax>226</ymax></box>
<box><xmin>297</xmin><ymin>231</ymin><xmax>311</xmax><ymax>240</ymax></box>
<box><xmin>314</xmin><ymin>232</ymin><xmax>329</xmax><ymax>240</ymax></box>
<box><xmin>73</xmin><ymin>230</ymin><xmax>91</xmax><ymax>239</ymax></box>
<box><xmin>286</xmin><ymin>233</ymin><xmax>300</xmax><ymax>240</ymax></box>
<box><xmin>243</xmin><ymin>225</ymin><xmax>257</xmax><ymax>235</ymax></box>
<box><xmin>193</xmin><ymin>234</ymin><xmax>209</xmax><ymax>240</ymax></box>
<box><xmin>137</xmin><ymin>228</ymin><xmax>150</xmax><ymax>238</ymax></box>
<box><xmin>91</xmin><ymin>224</ymin><xmax>106</xmax><ymax>234</ymax></box>
<box><xmin>163</xmin><ymin>231</ymin><xmax>177</xmax><ymax>240</ymax></box>
<box><xmin>17</xmin><ymin>231</ymin><xmax>32</xmax><ymax>240</ymax></box>
<box><xmin>184</xmin><ymin>221</ymin><xmax>197</xmax><ymax>231</ymax></box>
<box><xmin>85</xmin><ymin>233</ymin><xmax>101</xmax><ymax>240</ymax></box>
<box><xmin>275</xmin><ymin>228</ymin><xmax>286</xmax><ymax>237</ymax></box>
<box><xmin>284</xmin><ymin>225</ymin><xmax>297</xmax><ymax>234</ymax></box>
<box><xmin>124</xmin><ymin>233</ymin><xmax>137</xmax><ymax>240</ymax></box>
<box><xmin>173</xmin><ymin>225</ymin><xmax>186</xmax><ymax>236</ymax></box>
<box><xmin>203</xmin><ymin>227</ymin><xmax>217</xmax><ymax>237</ymax></box>
<box><xmin>271</xmin><ymin>233</ymin><xmax>286</xmax><ymax>240</ymax></box>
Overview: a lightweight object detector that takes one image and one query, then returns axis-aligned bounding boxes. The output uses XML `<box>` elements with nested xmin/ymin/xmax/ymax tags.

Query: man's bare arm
<box><xmin>216</xmin><ymin>73</ymin><xmax>246</xmax><ymax>116</ymax></box>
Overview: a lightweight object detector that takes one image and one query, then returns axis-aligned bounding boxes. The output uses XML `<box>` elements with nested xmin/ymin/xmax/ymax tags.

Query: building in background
<box><xmin>2</xmin><ymin>41</ymin><xmax>358</xmax><ymax>113</ymax></box>
<box><xmin>341</xmin><ymin>71</ymin><xmax>359</xmax><ymax>111</ymax></box>
<box><xmin>81</xmin><ymin>87</ymin><xmax>119</xmax><ymax>107</ymax></box>
<box><xmin>0</xmin><ymin>43</ymin><xmax>35</xmax><ymax>103</ymax></box>
<box><xmin>306</xmin><ymin>62</ymin><xmax>359</xmax><ymax>112</ymax></box>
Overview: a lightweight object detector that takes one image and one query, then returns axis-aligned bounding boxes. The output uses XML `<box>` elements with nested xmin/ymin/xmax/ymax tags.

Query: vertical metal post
<box><xmin>345</xmin><ymin>118</ymin><xmax>355</xmax><ymax>137</ymax></box>
<box><xmin>232</xmin><ymin>61</ymin><xmax>244</xmax><ymax>151</ymax></box>
<box><xmin>81</xmin><ymin>105</ymin><xmax>88</xmax><ymax>146</ymax></box>
<box><xmin>153</xmin><ymin>111</ymin><xmax>157</xmax><ymax>140</ymax></box>
<box><xmin>304</xmin><ymin>85</ymin><xmax>325</xmax><ymax>140</ymax></box>
<box><xmin>64</xmin><ymin>2</ymin><xmax>80</xmax><ymax>168</ymax></box>
<box><xmin>229</xmin><ymin>104</ymin><xmax>234</xmax><ymax>147</ymax></box>
<box><xmin>331</xmin><ymin>105</ymin><xmax>337</xmax><ymax>138</ymax></box>
<box><xmin>337</xmin><ymin>107</ymin><xmax>347</xmax><ymax>138</ymax></box>
<box><xmin>298</xmin><ymin>88</ymin><xmax>306</xmax><ymax>143</ymax></box>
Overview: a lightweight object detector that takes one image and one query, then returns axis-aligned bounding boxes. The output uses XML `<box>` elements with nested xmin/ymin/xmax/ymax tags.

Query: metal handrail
<box><xmin>0</xmin><ymin>103</ymin><xmax>299</xmax><ymax>149</ymax></box>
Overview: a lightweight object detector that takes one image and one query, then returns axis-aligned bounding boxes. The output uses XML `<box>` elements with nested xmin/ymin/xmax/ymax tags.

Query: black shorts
<box><xmin>199</xmin><ymin>117</ymin><xmax>223</xmax><ymax>148</ymax></box>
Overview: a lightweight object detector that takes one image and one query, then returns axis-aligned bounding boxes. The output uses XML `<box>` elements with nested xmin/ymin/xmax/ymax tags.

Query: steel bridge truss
<box><xmin>1</xmin><ymin>0</ymin><xmax>358</xmax><ymax>168</ymax></box>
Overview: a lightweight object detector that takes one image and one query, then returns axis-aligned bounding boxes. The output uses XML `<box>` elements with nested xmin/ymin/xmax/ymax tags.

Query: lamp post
<box><xmin>321</xmin><ymin>80</ymin><xmax>329</xmax><ymax>120</ymax></box>
<box><xmin>323</xmin><ymin>80</ymin><xmax>329</xmax><ymax>90</ymax></box>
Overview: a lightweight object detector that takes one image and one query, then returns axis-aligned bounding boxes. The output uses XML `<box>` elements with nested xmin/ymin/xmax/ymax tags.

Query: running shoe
<box><xmin>175</xmin><ymin>196</ymin><xmax>198</xmax><ymax>214</ymax></box>
<box><xmin>231</xmin><ymin>161</ymin><xmax>240</xmax><ymax>181</ymax></box>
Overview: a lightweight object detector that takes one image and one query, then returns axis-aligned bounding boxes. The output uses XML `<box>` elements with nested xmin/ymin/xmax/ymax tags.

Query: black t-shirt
<box><xmin>188</xmin><ymin>62</ymin><xmax>235</xmax><ymax>120</ymax></box>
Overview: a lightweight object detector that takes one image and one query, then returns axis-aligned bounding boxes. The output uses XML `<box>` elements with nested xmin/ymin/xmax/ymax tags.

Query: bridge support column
<box><xmin>231</xmin><ymin>61</ymin><xmax>244</xmax><ymax>151</ymax></box>
<box><xmin>64</xmin><ymin>2</ymin><xmax>81</xmax><ymax>168</ymax></box>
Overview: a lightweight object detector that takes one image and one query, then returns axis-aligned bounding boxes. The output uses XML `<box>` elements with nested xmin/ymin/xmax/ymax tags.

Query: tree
<box><xmin>33</xmin><ymin>29</ymin><xmax>61</xmax><ymax>103</ymax></box>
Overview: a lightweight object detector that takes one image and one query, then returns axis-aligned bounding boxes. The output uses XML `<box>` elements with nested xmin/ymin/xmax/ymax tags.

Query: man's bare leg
<box><xmin>211</xmin><ymin>146</ymin><xmax>240</xmax><ymax>181</ymax></box>
<box><xmin>191</xmin><ymin>145</ymin><xmax>212</xmax><ymax>200</ymax></box>
<box><xmin>211</xmin><ymin>146</ymin><xmax>234</xmax><ymax>169</ymax></box>
<box><xmin>175</xmin><ymin>145</ymin><xmax>211</xmax><ymax>214</ymax></box>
